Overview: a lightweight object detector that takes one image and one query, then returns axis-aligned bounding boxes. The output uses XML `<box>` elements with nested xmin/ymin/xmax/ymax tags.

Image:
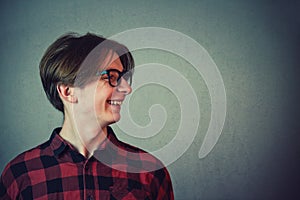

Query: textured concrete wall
<box><xmin>0</xmin><ymin>0</ymin><xmax>299</xmax><ymax>199</ymax></box>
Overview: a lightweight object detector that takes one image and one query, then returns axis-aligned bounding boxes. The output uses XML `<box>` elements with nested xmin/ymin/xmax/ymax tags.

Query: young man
<box><xmin>0</xmin><ymin>33</ymin><xmax>174</xmax><ymax>199</ymax></box>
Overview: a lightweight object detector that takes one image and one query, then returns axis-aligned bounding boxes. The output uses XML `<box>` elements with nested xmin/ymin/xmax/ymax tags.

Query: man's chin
<box><xmin>112</xmin><ymin>115</ymin><xmax>121</xmax><ymax>123</ymax></box>
<box><xmin>108</xmin><ymin>113</ymin><xmax>121</xmax><ymax>124</ymax></box>
<box><xmin>95</xmin><ymin>113</ymin><xmax>121</xmax><ymax>127</ymax></box>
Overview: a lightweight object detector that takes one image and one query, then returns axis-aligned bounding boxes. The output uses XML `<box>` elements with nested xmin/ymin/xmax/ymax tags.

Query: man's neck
<box><xmin>59</xmin><ymin>115</ymin><xmax>108</xmax><ymax>158</ymax></box>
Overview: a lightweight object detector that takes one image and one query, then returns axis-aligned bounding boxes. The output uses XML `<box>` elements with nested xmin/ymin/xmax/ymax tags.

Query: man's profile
<box><xmin>0</xmin><ymin>33</ymin><xmax>174</xmax><ymax>199</ymax></box>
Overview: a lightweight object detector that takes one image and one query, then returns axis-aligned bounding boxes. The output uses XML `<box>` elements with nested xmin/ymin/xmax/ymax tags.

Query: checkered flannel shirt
<box><xmin>0</xmin><ymin>127</ymin><xmax>174</xmax><ymax>200</ymax></box>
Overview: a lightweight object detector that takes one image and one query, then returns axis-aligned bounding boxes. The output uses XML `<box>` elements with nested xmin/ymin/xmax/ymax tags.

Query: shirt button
<box><xmin>87</xmin><ymin>195</ymin><xmax>94</xmax><ymax>200</ymax></box>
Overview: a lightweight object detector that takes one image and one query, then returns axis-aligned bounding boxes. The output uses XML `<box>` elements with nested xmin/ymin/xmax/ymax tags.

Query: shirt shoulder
<box><xmin>0</xmin><ymin>139</ymin><xmax>51</xmax><ymax>198</ymax></box>
<box><xmin>105</xmin><ymin>128</ymin><xmax>174</xmax><ymax>199</ymax></box>
<box><xmin>2</xmin><ymin>139</ymin><xmax>51</xmax><ymax>173</ymax></box>
<box><xmin>107</xmin><ymin>127</ymin><xmax>163</xmax><ymax>165</ymax></box>
<box><xmin>1</xmin><ymin>128</ymin><xmax>64</xmax><ymax>180</ymax></box>
<box><xmin>106</xmin><ymin>133</ymin><xmax>165</xmax><ymax>172</ymax></box>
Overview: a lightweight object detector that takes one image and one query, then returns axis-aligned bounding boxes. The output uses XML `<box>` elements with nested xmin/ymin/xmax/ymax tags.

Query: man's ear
<box><xmin>56</xmin><ymin>84</ymin><xmax>78</xmax><ymax>103</ymax></box>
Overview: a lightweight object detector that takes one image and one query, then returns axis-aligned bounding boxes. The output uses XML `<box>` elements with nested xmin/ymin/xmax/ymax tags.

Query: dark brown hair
<box><xmin>39</xmin><ymin>32</ymin><xmax>134</xmax><ymax>113</ymax></box>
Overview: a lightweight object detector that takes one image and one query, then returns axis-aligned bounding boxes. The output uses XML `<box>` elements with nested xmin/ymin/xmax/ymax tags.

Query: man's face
<box><xmin>74</xmin><ymin>51</ymin><xmax>132</xmax><ymax>128</ymax></box>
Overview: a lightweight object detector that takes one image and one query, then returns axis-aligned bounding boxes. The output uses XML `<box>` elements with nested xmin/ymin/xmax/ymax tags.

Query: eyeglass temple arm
<box><xmin>96</xmin><ymin>71</ymin><xmax>108</xmax><ymax>76</ymax></box>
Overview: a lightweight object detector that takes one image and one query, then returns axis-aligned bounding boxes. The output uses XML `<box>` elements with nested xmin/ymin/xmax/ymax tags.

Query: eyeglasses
<box><xmin>96</xmin><ymin>69</ymin><xmax>132</xmax><ymax>87</ymax></box>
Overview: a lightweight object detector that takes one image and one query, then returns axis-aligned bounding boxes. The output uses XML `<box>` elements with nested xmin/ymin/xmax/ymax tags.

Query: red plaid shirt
<box><xmin>0</xmin><ymin>127</ymin><xmax>174</xmax><ymax>200</ymax></box>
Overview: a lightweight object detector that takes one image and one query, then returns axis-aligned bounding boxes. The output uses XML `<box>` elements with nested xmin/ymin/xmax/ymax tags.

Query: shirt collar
<box><xmin>49</xmin><ymin>127</ymin><xmax>69</xmax><ymax>157</ymax></box>
<box><xmin>49</xmin><ymin>126</ymin><xmax>120</xmax><ymax>157</ymax></box>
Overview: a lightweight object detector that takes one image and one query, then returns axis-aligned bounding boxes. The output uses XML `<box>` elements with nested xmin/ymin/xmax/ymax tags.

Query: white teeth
<box><xmin>108</xmin><ymin>100</ymin><xmax>122</xmax><ymax>105</ymax></box>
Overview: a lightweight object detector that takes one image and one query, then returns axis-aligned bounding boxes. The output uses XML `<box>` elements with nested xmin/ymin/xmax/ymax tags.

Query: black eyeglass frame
<box><xmin>96</xmin><ymin>69</ymin><xmax>132</xmax><ymax>87</ymax></box>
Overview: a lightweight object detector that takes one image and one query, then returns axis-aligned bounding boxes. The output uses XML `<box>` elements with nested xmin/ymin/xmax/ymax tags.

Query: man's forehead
<box><xmin>100</xmin><ymin>51</ymin><xmax>123</xmax><ymax>71</ymax></box>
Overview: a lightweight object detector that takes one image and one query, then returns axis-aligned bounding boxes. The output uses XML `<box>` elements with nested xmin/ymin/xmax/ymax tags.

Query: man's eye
<box><xmin>110</xmin><ymin>74</ymin><xmax>118</xmax><ymax>81</ymax></box>
<box><xmin>100</xmin><ymin>74</ymin><xmax>109</xmax><ymax>80</ymax></box>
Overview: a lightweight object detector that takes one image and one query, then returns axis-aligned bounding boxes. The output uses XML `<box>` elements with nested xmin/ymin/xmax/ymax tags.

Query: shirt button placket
<box><xmin>84</xmin><ymin>161</ymin><xmax>94</xmax><ymax>200</ymax></box>
<box><xmin>83</xmin><ymin>162</ymin><xmax>90</xmax><ymax>200</ymax></box>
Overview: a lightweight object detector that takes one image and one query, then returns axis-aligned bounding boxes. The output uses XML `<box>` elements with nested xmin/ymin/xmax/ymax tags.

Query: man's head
<box><xmin>39</xmin><ymin>33</ymin><xmax>134</xmax><ymax>114</ymax></box>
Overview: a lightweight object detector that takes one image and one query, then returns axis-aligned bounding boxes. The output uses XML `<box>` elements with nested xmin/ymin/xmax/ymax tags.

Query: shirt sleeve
<box><xmin>150</xmin><ymin>167</ymin><xmax>174</xmax><ymax>200</ymax></box>
<box><xmin>0</xmin><ymin>164</ymin><xmax>20</xmax><ymax>200</ymax></box>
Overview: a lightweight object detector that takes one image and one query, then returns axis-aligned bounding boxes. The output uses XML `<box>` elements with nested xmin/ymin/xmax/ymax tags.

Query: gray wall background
<box><xmin>0</xmin><ymin>0</ymin><xmax>299</xmax><ymax>199</ymax></box>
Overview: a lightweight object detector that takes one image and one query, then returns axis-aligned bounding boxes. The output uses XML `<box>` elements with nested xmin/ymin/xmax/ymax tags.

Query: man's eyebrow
<box><xmin>104</xmin><ymin>63</ymin><xmax>123</xmax><ymax>70</ymax></box>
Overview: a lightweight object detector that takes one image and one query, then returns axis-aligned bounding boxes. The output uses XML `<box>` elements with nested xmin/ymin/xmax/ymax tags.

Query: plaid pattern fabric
<box><xmin>0</xmin><ymin>127</ymin><xmax>174</xmax><ymax>200</ymax></box>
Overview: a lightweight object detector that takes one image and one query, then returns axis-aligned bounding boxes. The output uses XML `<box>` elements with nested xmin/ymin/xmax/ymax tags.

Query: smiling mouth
<box><xmin>107</xmin><ymin>100</ymin><xmax>123</xmax><ymax>105</ymax></box>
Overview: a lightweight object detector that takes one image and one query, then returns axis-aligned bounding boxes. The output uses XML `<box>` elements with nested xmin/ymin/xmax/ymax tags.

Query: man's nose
<box><xmin>117</xmin><ymin>77</ymin><xmax>132</xmax><ymax>95</ymax></box>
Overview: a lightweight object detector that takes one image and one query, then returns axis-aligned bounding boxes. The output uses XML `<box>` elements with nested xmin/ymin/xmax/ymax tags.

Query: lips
<box><xmin>107</xmin><ymin>100</ymin><xmax>123</xmax><ymax>105</ymax></box>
